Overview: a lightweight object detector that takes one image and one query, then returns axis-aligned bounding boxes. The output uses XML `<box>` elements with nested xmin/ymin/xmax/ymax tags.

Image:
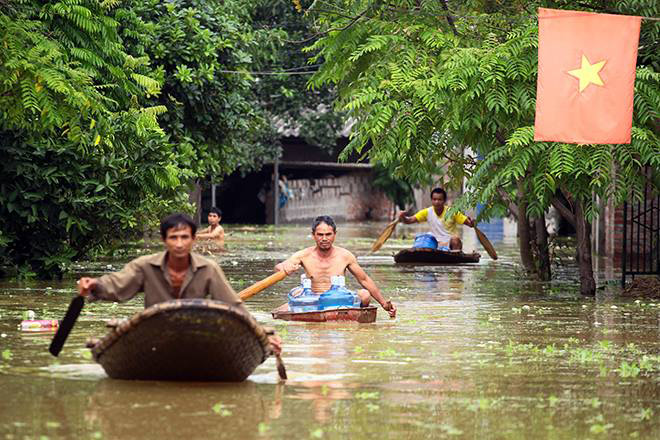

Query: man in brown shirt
<box><xmin>77</xmin><ymin>213</ymin><xmax>281</xmax><ymax>353</ymax></box>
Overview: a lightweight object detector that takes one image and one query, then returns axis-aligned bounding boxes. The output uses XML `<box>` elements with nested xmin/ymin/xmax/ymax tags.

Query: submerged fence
<box><xmin>621</xmin><ymin>181</ymin><xmax>660</xmax><ymax>287</ymax></box>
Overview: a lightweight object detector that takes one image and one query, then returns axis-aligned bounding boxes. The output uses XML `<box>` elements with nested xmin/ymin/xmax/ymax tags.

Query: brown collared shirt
<box><xmin>91</xmin><ymin>251</ymin><xmax>247</xmax><ymax>314</ymax></box>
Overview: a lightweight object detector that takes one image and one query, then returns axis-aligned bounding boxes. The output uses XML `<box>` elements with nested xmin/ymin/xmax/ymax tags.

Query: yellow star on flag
<box><xmin>568</xmin><ymin>54</ymin><xmax>606</xmax><ymax>92</ymax></box>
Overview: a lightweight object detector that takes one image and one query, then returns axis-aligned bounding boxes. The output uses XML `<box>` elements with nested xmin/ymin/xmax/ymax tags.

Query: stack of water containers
<box><xmin>412</xmin><ymin>233</ymin><xmax>438</xmax><ymax>249</ymax></box>
<box><xmin>318</xmin><ymin>275</ymin><xmax>360</xmax><ymax>310</ymax></box>
<box><xmin>287</xmin><ymin>274</ymin><xmax>319</xmax><ymax>312</ymax></box>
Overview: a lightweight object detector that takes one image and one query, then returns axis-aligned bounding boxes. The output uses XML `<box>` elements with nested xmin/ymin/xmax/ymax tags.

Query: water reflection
<box><xmin>0</xmin><ymin>223</ymin><xmax>659</xmax><ymax>439</ymax></box>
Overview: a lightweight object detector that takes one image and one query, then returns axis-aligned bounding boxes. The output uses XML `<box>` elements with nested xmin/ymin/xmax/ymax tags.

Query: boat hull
<box><xmin>394</xmin><ymin>248</ymin><xmax>481</xmax><ymax>265</ymax></box>
<box><xmin>271</xmin><ymin>303</ymin><xmax>377</xmax><ymax>323</ymax></box>
<box><xmin>88</xmin><ymin>299</ymin><xmax>271</xmax><ymax>381</ymax></box>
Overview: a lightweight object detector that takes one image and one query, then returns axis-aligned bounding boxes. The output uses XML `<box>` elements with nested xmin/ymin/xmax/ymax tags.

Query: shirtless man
<box><xmin>275</xmin><ymin>215</ymin><xmax>396</xmax><ymax>318</ymax></box>
<box><xmin>196</xmin><ymin>207</ymin><xmax>225</xmax><ymax>248</ymax></box>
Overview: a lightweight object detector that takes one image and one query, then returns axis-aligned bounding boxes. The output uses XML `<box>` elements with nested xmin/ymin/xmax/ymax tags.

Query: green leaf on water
<box><xmin>590</xmin><ymin>423</ymin><xmax>613</xmax><ymax>434</ymax></box>
<box><xmin>440</xmin><ymin>424</ymin><xmax>463</xmax><ymax>436</ymax></box>
<box><xmin>45</xmin><ymin>421</ymin><xmax>61</xmax><ymax>428</ymax></box>
<box><xmin>1</xmin><ymin>349</ymin><xmax>12</xmax><ymax>361</ymax></box>
<box><xmin>376</xmin><ymin>348</ymin><xmax>398</xmax><ymax>358</ymax></box>
<box><xmin>310</xmin><ymin>428</ymin><xmax>323</xmax><ymax>439</ymax></box>
<box><xmin>211</xmin><ymin>402</ymin><xmax>232</xmax><ymax>417</ymax></box>
<box><xmin>366</xmin><ymin>403</ymin><xmax>380</xmax><ymax>412</ymax></box>
<box><xmin>548</xmin><ymin>395</ymin><xmax>559</xmax><ymax>407</ymax></box>
<box><xmin>92</xmin><ymin>432</ymin><xmax>103</xmax><ymax>439</ymax></box>
<box><xmin>320</xmin><ymin>385</ymin><xmax>329</xmax><ymax>396</ymax></box>
<box><xmin>354</xmin><ymin>391</ymin><xmax>379</xmax><ymax>400</ymax></box>
<box><xmin>353</xmin><ymin>346</ymin><xmax>364</xmax><ymax>354</ymax></box>
<box><xmin>258</xmin><ymin>422</ymin><xmax>270</xmax><ymax>435</ymax></box>
<box><xmin>81</xmin><ymin>350</ymin><xmax>93</xmax><ymax>360</ymax></box>
<box><xmin>637</xmin><ymin>408</ymin><xmax>653</xmax><ymax>421</ymax></box>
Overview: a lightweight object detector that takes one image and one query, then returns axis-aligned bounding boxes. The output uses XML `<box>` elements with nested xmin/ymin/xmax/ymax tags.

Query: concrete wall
<box><xmin>268</xmin><ymin>171</ymin><xmax>394</xmax><ymax>223</ymax></box>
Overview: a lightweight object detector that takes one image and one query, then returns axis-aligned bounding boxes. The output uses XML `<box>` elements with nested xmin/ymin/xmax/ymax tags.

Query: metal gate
<box><xmin>621</xmin><ymin>182</ymin><xmax>660</xmax><ymax>287</ymax></box>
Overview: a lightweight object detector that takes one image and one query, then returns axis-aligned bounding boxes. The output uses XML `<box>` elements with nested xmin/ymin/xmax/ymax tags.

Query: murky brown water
<box><xmin>1</xmin><ymin>223</ymin><xmax>658</xmax><ymax>439</ymax></box>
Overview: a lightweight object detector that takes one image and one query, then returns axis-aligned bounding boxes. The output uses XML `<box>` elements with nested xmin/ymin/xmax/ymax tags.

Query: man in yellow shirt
<box><xmin>399</xmin><ymin>188</ymin><xmax>475</xmax><ymax>251</ymax></box>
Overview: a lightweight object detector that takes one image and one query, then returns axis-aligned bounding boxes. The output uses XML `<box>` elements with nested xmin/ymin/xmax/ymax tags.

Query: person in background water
<box><xmin>76</xmin><ymin>213</ymin><xmax>281</xmax><ymax>353</ymax></box>
<box><xmin>398</xmin><ymin>187</ymin><xmax>475</xmax><ymax>251</ymax></box>
<box><xmin>274</xmin><ymin>215</ymin><xmax>396</xmax><ymax>318</ymax></box>
<box><xmin>196</xmin><ymin>207</ymin><xmax>225</xmax><ymax>249</ymax></box>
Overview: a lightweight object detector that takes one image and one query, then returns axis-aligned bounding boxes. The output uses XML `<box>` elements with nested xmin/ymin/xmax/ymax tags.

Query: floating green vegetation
<box><xmin>211</xmin><ymin>402</ymin><xmax>232</xmax><ymax>417</ymax></box>
<box><xmin>257</xmin><ymin>422</ymin><xmax>270</xmax><ymax>435</ymax></box>
<box><xmin>495</xmin><ymin>339</ymin><xmax>660</xmax><ymax>379</ymax></box>
<box><xmin>587</xmin><ymin>414</ymin><xmax>613</xmax><ymax>434</ymax></box>
<box><xmin>375</xmin><ymin>348</ymin><xmax>399</xmax><ymax>359</ymax></box>
<box><xmin>439</xmin><ymin>424</ymin><xmax>463</xmax><ymax>436</ymax></box>
<box><xmin>309</xmin><ymin>427</ymin><xmax>324</xmax><ymax>439</ymax></box>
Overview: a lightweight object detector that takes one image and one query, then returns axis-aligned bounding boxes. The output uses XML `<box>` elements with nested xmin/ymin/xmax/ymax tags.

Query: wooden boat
<box><xmin>394</xmin><ymin>248</ymin><xmax>481</xmax><ymax>265</ymax></box>
<box><xmin>87</xmin><ymin>299</ymin><xmax>273</xmax><ymax>381</ymax></box>
<box><xmin>271</xmin><ymin>303</ymin><xmax>378</xmax><ymax>323</ymax></box>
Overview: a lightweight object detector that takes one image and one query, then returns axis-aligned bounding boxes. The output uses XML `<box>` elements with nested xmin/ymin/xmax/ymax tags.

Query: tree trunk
<box><xmin>188</xmin><ymin>181</ymin><xmax>202</xmax><ymax>226</ymax></box>
<box><xmin>517</xmin><ymin>181</ymin><xmax>535</xmax><ymax>273</ymax></box>
<box><xmin>574</xmin><ymin>200</ymin><xmax>596</xmax><ymax>296</ymax></box>
<box><xmin>534</xmin><ymin>216</ymin><xmax>551</xmax><ymax>281</ymax></box>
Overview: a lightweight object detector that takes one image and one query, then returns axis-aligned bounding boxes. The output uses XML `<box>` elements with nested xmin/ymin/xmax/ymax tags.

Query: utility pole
<box><xmin>273</xmin><ymin>157</ymin><xmax>280</xmax><ymax>225</ymax></box>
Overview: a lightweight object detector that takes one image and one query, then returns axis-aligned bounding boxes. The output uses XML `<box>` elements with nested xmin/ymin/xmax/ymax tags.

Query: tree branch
<box><xmin>289</xmin><ymin>8</ymin><xmax>369</xmax><ymax>45</ymax></box>
<box><xmin>496</xmin><ymin>187</ymin><xmax>519</xmax><ymax>221</ymax></box>
<box><xmin>551</xmin><ymin>196</ymin><xmax>575</xmax><ymax>229</ymax></box>
<box><xmin>440</xmin><ymin>0</ymin><xmax>459</xmax><ymax>36</ymax></box>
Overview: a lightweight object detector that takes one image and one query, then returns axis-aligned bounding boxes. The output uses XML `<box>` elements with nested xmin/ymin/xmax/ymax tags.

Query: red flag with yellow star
<box><xmin>534</xmin><ymin>8</ymin><xmax>641</xmax><ymax>144</ymax></box>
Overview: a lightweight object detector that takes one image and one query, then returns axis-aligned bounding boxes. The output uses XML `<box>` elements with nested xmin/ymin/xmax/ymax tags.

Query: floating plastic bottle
<box><xmin>288</xmin><ymin>274</ymin><xmax>319</xmax><ymax>312</ymax></box>
<box><xmin>318</xmin><ymin>276</ymin><xmax>358</xmax><ymax>310</ymax></box>
<box><xmin>20</xmin><ymin>319</ymin><xmax>59</xmax><ymax>332</ymax></box>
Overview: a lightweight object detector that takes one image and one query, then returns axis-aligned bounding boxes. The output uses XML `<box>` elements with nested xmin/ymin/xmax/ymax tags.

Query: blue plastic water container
<box><xmin>412</xmin><ymin>233</ymin><xmax>438</xmax><ymax>249</ymax></box>
<box><xmin>318</xmin><ymin>276</ymin><xmax>358</xmax><ymax>310</ymax></box>
<box><xmin>288</xmin><ymin>276</ymin><xmax>319</xmax><ymax>312</ymax></box>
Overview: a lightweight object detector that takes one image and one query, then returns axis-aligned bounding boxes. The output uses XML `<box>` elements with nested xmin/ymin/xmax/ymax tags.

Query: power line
<box><xmin>218</xmin><ymin>69</ymin><xmax>317</xmax><ymax>75</ymax></box>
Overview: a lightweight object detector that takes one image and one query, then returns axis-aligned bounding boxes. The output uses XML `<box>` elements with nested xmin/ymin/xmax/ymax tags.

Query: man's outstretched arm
<box><xmin>347</xmin><ymin>257</ymin><xmax>396</xmax><ymax>318</ymax></box>
<box><xmin>398</xmin><ymin>211</ymin><xmax>419</xmax><ymax>224</ymax></box>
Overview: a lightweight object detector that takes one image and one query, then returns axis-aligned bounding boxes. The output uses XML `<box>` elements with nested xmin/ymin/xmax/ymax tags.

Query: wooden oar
<box><xmin>474</xmin><ymin>226</ymin><xmax>498</xmax><ymax>260</ymax></box>
<box><xmin>49</xmin><ymin>295</ymin><xmax>85</xmax><ymax>356</ymax></box>
<box><xmin>370</xmin><ymin>218</ymin><xmax>400</xmax><ymax>253</ymax></box>
<box><xmin>238</xmin><ymin>270</ymin><xmax>288</xmax><ymax>300</ymax></box>
<box><xmin>238</xmin><ymin>270</ymin><xmax>291</xmax><ymax>381</ymax></box>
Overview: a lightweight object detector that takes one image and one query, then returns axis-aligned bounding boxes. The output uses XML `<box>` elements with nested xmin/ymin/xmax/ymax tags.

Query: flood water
<box><xmin>1</xmin><ymin>223</ymin><xmax>658</xmax><ymax>439</ymax></box>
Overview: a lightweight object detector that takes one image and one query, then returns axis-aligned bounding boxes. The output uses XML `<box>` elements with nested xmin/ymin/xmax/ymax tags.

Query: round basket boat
<box><xmin>88</xmin><ymin>299</ymin><xmax>271</xmax><ymax>381</ymax></box>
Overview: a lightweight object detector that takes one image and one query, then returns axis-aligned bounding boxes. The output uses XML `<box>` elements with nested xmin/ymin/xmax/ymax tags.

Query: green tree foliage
<box><xmin>305</xmin><ymin>0</ymin><xmax>659</xmax><ymax>294</ymax></box>
<box><xmin>253</xmin><ymin>0</ymin><xmax>345</xmax><ymax>151</ymax></box>
<box><xmin>127</xmin><ymin>0</ymin><xmax>282</xmax><ymax>178</ymax></box>
<box><xmin>0</xmin><ymin>0</ymin><xmax>187</xmax><ymax>277</ymax></box>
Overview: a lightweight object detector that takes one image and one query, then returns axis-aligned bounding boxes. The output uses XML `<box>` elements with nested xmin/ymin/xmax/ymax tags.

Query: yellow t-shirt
<box><xmin>414</xmin><ymin>206</ymin><xmax>467</xmax><ymax>236</ymax></box>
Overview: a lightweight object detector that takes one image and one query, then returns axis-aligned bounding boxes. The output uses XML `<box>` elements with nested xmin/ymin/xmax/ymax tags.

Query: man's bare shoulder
<box><xmin>288</xmin><ymin>246</ymin><xmax>316</xmax><ymax>261</ymax></box>
<box><xmin>296</xmin><ymin>246</ymin><xmax>317</xmax><ymax>257</ymax></box>
<box><xmin>333</xmin><ymin>246</ymin><xmax>357</xmax><ymax>261</ymax></box>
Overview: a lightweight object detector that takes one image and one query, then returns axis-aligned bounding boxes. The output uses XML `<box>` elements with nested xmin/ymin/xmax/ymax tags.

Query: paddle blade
<box><xmin>475</xmin><ymin>227</ymin><xmax>498</xmax><ymax>260</ymax></box>
<box><xmin>275</xmin><ymin>354</ymin><xmax>287</xmax><ymax>381</ymax></box>
<box><xmin>370</xmin><ymin>219</ymin><xmax>399</xmax><ymax>253</ymax></box>
<box><xmin>49</xmin><ymin>295</ymin><xmax>85</xmax><ymax>356</ymax></box>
